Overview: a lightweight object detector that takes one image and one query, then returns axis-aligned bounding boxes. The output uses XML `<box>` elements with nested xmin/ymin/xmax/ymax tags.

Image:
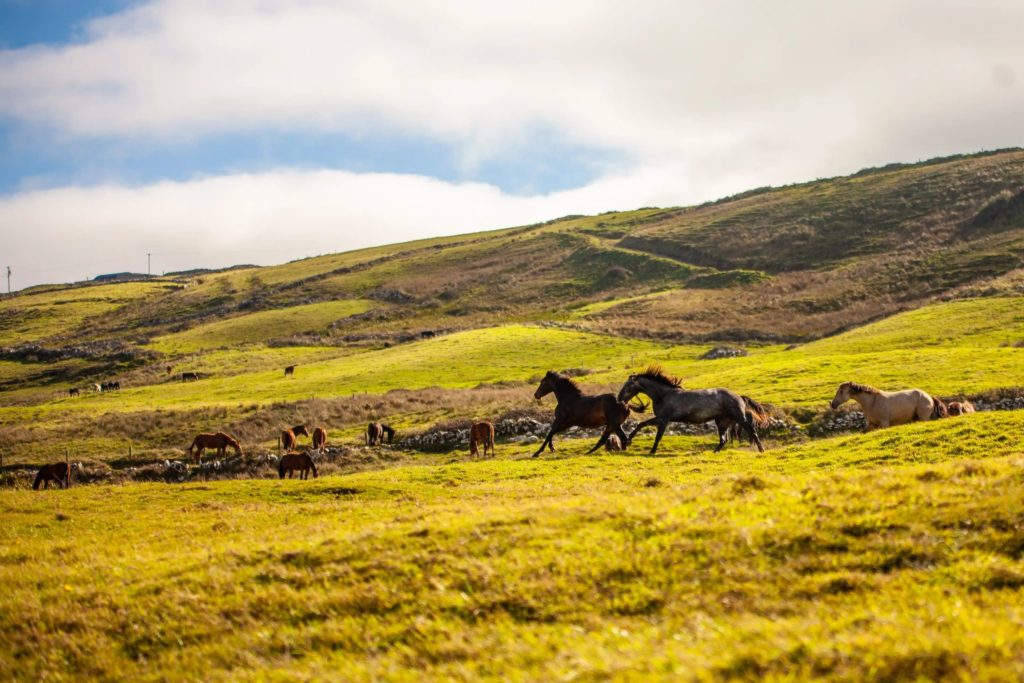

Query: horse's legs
<box><xmin>715</xmin><ymin>418</ymin><xmax>730</xmax><ymax>452</ymax></box>
<box><xmin>649</xmin><ymin>421</ymin><xmax>668</xmax><ymax>455</ymax></box>
<box><xmin>587</xmin><ymin>429</ymin><xmax>612</xmax><ymax>454</ymax></box>
<box><xmin>627</xmin><ymin>417</ymin><xmax>661</xmax><ymax>444</ymax></box>
<box><xmin>743</xmin><ymin>417</ymin><xmax>765</xmax><ymax>453</ymax></box>
<box><xmin>533</xmin><ymin>419</ymin><xmax>566</xmax><ymax>458</ymax></box>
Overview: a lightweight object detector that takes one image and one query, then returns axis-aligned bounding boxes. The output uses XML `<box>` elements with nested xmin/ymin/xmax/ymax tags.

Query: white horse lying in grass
<box><xmin>830</xmin><ymin>381</ymin><xmax>944</xmax><ymax>431</ymax></box>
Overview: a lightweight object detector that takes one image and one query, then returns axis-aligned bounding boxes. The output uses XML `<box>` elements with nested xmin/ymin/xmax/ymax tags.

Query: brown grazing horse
<box><xmin>33</xmin><ymin>462</ymin><xmax>71</xmax><ymax>489</ymax></box>
<box><xmin>366</xmin><ymin>422</ymin><xmax>384</xmax><ymax>446</ymax></box>
<box><xmin>311</xmin><ymin>426</ymin><xmax>327</xmax><ymax>452</ymax></box>
<box><xmin>278</xmin><ymin>452</ymin><xmax>318</xmax><ymax>479</ymax></box>
<box><xmin>187</xmin><ymin>432</ymin><xmax>242</xmax><ymax>462</ymax></box>
<box><xmin>366</xmin><ymin>423</ymin><xmax>395</xmax><ymax>446</ymax></box>
<box><xmin>532</xmin><ymin>370</ymin><xmax>646</xmax><ymax>458</ymax></box>
<box><xmin>947</xmin><ymin>401</ymin><xmax>976</xmax><ymax>416</ymax></box>
<box><xmin>68</xmin><ymin>387</ymin><xmax>80</xmax><ymax>397</ymax></box>
<box><xmin>284</xmin><ymin>365</ymin><xmax>295</xmax><ymax>377</ymax></box>
<box><xmin>281</xmin><ymin>424</ymin><xmax>309</xmax><ymax>451</ymax></box>
<box><xmin>830</xmin><ymin>382</ymin><xmax>943</xmax><ymax>431</ymax></box>
<box><xmin>181</xmin><ymin>371</ymin><xmax>199</xmax><ymax>382</ymax></box>
<box><xmin>469</xmin><ymin>421</ymin><xmax>495</xmax><ymax>458</ymax></box>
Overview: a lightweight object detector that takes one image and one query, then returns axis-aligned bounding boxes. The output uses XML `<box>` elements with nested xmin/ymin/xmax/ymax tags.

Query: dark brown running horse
<box><xmin>311</xmin><ymin>426</ymin><xmax>327</xmax><ymax>452</ymax></box>
<box><xmin>281</xmin><ymin>425</ymin><xmax>309</xmax><ymax>451</ymax></box>
<box><xmin>187</xmin><ymin>432</ymin><xmax>242</xmax><ymax>462</ymax></box>
<box><xmin>33</xmin><ymin>462</ymin><xmax>71</xmax><ymax>489</ymax></box>
<box><xmin>278</xmin><ymin>452</ymin><xmax>318</xmax><ymax>479</ymax></box>
<box><xmin>532</xmin><ymin>370</ymin><xmax>646</xmax><ymax>458</ymax></box>
<box><xmin>470</xmin><ymin>421</ymin><xmax>495</xmax><ymax>458</ymax></box>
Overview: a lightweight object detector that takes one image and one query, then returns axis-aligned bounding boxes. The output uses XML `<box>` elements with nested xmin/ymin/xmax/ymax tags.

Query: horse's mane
<box><xmin>844</xmin><ymin>381</ymin><xmax>880</xmax><ymax>395</ymax></box>
<box><xmin>547</xmin><ymin>371</ymin><xmax>583</xmax><ymax>395</ymax></box>
<box><xmin>636</xmin><ymin>366</ymin><xmax>682</xmax><ymax>388</ymax></box>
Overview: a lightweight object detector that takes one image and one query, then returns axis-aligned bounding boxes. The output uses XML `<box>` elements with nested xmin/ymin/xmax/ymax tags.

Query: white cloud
<box><xmin>2</xmin><ymin>0</ymin><xmax>1021</xmax><ymax>165</ymax></box>
<box><xmin>0</xmin><ymin>164</ymin><xmax>701</xmax><ymax>289</ymax></box>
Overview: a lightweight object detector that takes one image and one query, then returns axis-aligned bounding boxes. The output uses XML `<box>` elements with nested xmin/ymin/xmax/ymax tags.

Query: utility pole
<box><xmin>147</xmin><ymin>253</ymin><xmax>151</xmax><ymax>276</ymax></box>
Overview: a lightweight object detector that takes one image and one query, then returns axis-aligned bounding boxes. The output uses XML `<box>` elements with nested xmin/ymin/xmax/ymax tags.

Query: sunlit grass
<box><xmin>4</xmin><ymin>412</ymin><xmax>1024</xmax><ymax>680</ymax></box>
<box><xmin>149</xmin><ymin>300</ymin><xmax>374</xmax><ymax>353</ymax></box>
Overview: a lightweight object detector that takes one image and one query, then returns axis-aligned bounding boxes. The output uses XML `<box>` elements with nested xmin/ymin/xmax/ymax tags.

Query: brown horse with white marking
<box><xmin>533</xmin><ymin>370</ymin><xmax>647</xmax><ymax>457</ymax></box>
<box><xmin>469</xmin><ymin>421</ymin><xmax>495</xmax><ymax>458</ymax></box>
<box><xmin>33</xmin><ymin>463</ymin><xmax>71</xmax><ymax>490</ymax></box>
<box><xmin>830</xmin><ymin>382</ymin><xmax>943</xmax><ymax>431</ymax></box>
<box><xmin>947</xmin><ymin>401</ymin><xmax>976</xmax><ymax>416</ymax></box>
<box><xmin>187</xmin><ymin>432</ymin><xmax>242</xmax><ymax>462</ymax></box>
<box><xmin>281</xmin><ymin>425</ymin><xmax>309</xmax><ymax>451</ymax></box>
<box><xmin>278</xmin><ymin>452</ymin><xmax>318</xmax><ymax>479</ymax></box>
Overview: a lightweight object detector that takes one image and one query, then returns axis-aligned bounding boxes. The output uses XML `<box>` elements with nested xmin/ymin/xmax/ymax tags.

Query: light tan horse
<box><xmin>311</xmin><ymin>426</ymin><xmax>327</xmax><ymax>452</ymax></box>
<box><xmin>469</xmin><ymin>421</ymin><xmax>495</xmax><ymax>458</ymax></box>
<box><xmin>947</xmin><ymin>401</ymin><xmax>976</xmax><ymax>416</ymax></box>
<box><xmin>830</xmin><ymin>382</ymin><xmax>942</xmax><ymax>431</ymax></box>
<box><xmin>187</xmin><ymin>432</ymin><xmax>242</xmax><ymax>462</ymax></box>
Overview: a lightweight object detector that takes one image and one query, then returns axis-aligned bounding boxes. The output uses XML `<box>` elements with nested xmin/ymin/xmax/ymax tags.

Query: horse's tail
<box><xmin>32</xmin><ymin>468</ymin><xmax>44</xmax><ymax>490</ymax></box>
<box><xmin>277</xmin><ymin>458</ymin><xmax>286</xmax><ymax>479</ymax></box>
<box><xmin>931</xmin><ymin>397</ymin><xmax>948</xmax><ymax>420</ymax></box>
<box><xmin>741</xmin><ymin>396</ymin><xmax>772</xmax><ymax>427</ymax></box>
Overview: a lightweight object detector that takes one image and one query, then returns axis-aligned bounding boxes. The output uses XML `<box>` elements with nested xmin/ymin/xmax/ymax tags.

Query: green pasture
<box><xmin>4</xmin><ymin>411</ymin><xmax>1024</xmax><ymax>680</ymax></box>
<box><xmin>149</xmin><ymin>300</ymin><xmax>374</xmax><ymax>353</ymax></box>
<box><xmin>0</xmin><ymin>280</ymin><xmax>171</xmax><ymax>345</ymax></box>
<box><xmin>6</xmin><ymin>297</ymin><xmax>1024</xmax><ymax>425</ymax></box>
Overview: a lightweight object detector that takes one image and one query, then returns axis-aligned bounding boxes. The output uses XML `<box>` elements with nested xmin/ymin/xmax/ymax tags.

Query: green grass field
<box><xmin>4</xmin><ymin>412</ymin><xmax>1024</xmax><ymax>681</ymax></box>
<box><xmin>149</xmin><ymin>300</ymin><xmax>374</xmax><ymax>353</ymax></box>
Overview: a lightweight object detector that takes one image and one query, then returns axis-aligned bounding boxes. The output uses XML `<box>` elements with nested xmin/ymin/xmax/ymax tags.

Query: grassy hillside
<box><xmin>4</xmin><ymin>413</ymin><xmax>1024</xmax><ymax>681</ymax></box>
<box><xmin>2</xmin><ymin>296</ymin><xmax>1024</xmax><ymax>467</ymax></box>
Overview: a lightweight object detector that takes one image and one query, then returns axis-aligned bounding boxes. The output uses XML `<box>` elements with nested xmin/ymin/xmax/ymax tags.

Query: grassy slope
<box><xmin>3</xmin><ymin>297</ymin><xmax>1024</xmax><ymax>464</ymax></box>
<box><xmin>149</xmin><ymin>299</ymin><xmax>373</xmax><ymax>353</ymax></box>
<box><xmin>0</xmin><ymin>280</ymin><xmax>173</xmax><ymax>345</ymax></box>
<box><xmin>4</xmin><ymin>413</ymin><xmax>1024</xmax><ymax>681</ymax></box>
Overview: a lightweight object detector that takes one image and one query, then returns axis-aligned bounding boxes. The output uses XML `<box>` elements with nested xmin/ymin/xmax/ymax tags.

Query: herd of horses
<box><xmin>68</xmin><ymin>363</ymin><xmax>301</xmax><ymax>397</ymax></box>
<box><xmin>33</xmin><ymin>365</ymin><xmax>977</xmax><ymax>490</ymax></box>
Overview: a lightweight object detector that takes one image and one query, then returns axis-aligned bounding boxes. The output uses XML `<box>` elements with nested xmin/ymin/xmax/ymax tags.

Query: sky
<box><xmin>0</xmin><ymin>1</ymin><xmax>1022</xmax><ymax>290</ymax></box>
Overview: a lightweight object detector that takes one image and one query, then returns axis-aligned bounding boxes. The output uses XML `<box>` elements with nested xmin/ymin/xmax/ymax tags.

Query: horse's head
<box><xmin>294</xmin><ymin>424</ymin><xmax>309</xmax><ymax>437</ymax></box>
<box><xmin>534</xmin><ymin>371</ymin><xmax>557</xmax><ymax>400</ymax></box>
<box><xmin>830</xmin><ymin>382</ymin><xmax>853</xmax><ymax>410</ymax></box>
<box><xmin>617</xmin><ymin>374</ymin><xmax>642</xmax><ymax>403</ymax></box>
